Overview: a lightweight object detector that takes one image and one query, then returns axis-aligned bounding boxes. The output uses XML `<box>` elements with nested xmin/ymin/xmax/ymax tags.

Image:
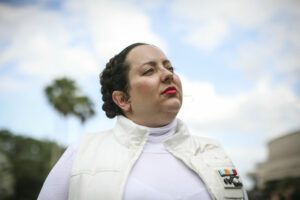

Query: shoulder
<box><xmin>78</xmin><ymin>129</ymin><xmax>113</xmax><ymax>146</ymax></box>
<box><xmin>188</xmin><ymin>134</ymin><xmax>220</xmax><ymax>146</ymax></box>
<box><xmin>184</xmin><ymin>135</ymin><xmax>234</xmax><ymax>169</ymax></box>
<box><xmin>73</xmin><ymin>130</ymin><xmax>116</xmax><ymax>161</ymax></box>
<box><xmin>177</xmin><ymin>122</ymin><xmax>222</xmax><ymax>149</ymax></box>
<box><xmin>177</xmin><ymin>119</ymin><xmax>229</xmax><ymax>156</ymax></box>
<box><xmin>71</xmin><ymin>129</ymin><xmax>115</xmax><ymax>173</ymax></box>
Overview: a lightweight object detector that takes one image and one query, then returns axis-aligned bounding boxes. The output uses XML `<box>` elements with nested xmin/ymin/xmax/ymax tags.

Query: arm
<box><xmin>37</xmin><ymin>144</ymin><xmax>78</xmax><ymax>200</ymax></box>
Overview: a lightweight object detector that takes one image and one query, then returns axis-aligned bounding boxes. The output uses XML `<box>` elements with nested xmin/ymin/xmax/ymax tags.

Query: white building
<box><xmin>251</xmin><ymin>130</ymin><xmax>300</xmax><ymax>189</ymax></box>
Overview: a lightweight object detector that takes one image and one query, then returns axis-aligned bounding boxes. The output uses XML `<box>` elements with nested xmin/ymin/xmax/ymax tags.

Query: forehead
<box><xmin>125</xmin><ymin>45</ymin><xmax>168</xmax><ymax>67</ymax></box>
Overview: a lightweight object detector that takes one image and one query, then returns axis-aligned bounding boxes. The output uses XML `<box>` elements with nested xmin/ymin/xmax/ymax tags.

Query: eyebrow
<box><xmin>140</xmin><ymin>59</ymin><xmax>172</xmax><ymax>67</ymax></box>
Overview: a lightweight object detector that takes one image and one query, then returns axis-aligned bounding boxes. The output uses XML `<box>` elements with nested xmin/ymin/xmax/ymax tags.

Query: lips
<box><xmin>162</xmin><ymin>86</ymin><xmax>177</xmax><ymax>95</ymax></box>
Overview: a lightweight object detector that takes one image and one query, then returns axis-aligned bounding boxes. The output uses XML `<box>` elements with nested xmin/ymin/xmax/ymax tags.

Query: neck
<box><xmin>125</xmin><ymin>113</ymin><xmax>178</xmax><ymax>128</ymax></box>
<box><xmin>132</xmin><ymin>117</ymin><xmax>178</xmax><ymax>143</ymax></box>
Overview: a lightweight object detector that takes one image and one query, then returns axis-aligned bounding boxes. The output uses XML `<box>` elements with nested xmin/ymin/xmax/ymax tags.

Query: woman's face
<box><xmin>124</xmin><ymin>45</ymin><xmax>182</xmax><ymax>127</ymax></box>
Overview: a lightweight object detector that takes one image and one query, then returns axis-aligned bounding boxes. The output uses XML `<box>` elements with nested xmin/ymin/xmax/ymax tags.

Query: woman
<box><xmin>38</xmin><ymin>43</ymin><xmax>248</xmax><ymax>200</ymax></box>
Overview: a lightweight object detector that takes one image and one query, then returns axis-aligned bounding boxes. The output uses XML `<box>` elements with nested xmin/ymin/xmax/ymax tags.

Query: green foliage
<box><xmin>73</xmin><ymin>96</ymin><xmax>95</xmax><ymax>124</ymax></box>
<box><xmin>45</xmin><ymin>77</ymin><xmax>95</xmax><ymax>123</ymax></box>
<box><xmin>0</xmin><ymin>129</ymin><xmax>65</xmax><ymax>200</ymax></box>
<box><xmin>0</xmin><ymin>152</ymin><xmax>14</xmax><ymax>200</ymax></box>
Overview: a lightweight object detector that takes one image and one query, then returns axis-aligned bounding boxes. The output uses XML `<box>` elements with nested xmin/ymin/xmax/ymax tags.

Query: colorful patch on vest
<box><xmin>217</xmin><ymin>168</ymin><xmax>243</xmax><ymax>189</ymax></box>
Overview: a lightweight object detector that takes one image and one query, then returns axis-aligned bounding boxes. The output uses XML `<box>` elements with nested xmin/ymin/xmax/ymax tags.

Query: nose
<box><xmin>161</xmin><ymin>68</ymin><xmax>173</xmax><ymax>83</ymax></box>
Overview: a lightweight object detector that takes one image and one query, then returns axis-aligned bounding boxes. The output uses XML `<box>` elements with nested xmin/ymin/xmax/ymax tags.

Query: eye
<box><xmin>142</xmin><ymin>68</ymin><xmax>154</xmax><ymax>76</ymax></box>
<box><xmin>166</xmin><ymin>66</ymin><xmax>174</xmax><ymax>73</ymax></box>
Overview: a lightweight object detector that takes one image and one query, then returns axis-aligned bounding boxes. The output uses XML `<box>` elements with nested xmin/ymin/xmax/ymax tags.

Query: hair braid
<box><xmin>99</xmin><ymin>43</ymin><xmax>148</xmax><ymax>118</ymax></box>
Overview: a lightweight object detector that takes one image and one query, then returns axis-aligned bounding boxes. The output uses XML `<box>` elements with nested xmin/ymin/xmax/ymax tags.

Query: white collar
<box><xmin>113</xmin><ymin>115</ymin><xmax>200</xmax><ymax>152</ymax></box>
<box><xmin>148</xmin><ymin>119</ymin><xmax>177</xmax><ymax>143</ymax></box>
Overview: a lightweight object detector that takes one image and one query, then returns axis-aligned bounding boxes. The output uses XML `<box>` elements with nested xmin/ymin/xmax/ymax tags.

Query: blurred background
<box><xmin>0</xmin><ymin>0</ymin><xmax>299</xmax><ymax>199</ymax></box>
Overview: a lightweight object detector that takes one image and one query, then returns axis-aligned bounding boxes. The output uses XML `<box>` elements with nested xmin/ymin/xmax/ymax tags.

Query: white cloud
<box><xmin>170</xmin><ymin>0</ymin><xmax>300</xmax><ymax>90</ymax></box>
<box><xmin>232</xmin><ymin>21</ymin><xmax>300</xmax><ymax>84</ymax></box>
<box><xmin>170</xmin><ymin>0</ymin><xmax>274</xmax><ymax>50</ymax></box>
<box><xmin>184</xmin><ymin>19</ymin><xmax>229</xmax><ymax>51</ymax></box>
<box><xmin>179</xmin><ymin>76</ymin><xmax>300</xmax><ymax>139</ymax></box>
<box><xmin>0</xmin><ymin>4</ymin><xmax>99</xmax><ymax>82</ymax></box>
<box><xmin>171</xmin><ymin>0</ymin><xmax>275</xmax><ymax>27</ymax></box>
<box><xmin>66</xmin><ymin>0</ymin><xmax>167</xmax><ymax>62</ymax></box>
<box><xmin>179</xmin><ymin>77</ymin><xmax>242</xmax><ymax>124</ymax></box>
<box><xmin>0</xmin><ymin>76</ymin><xmax>28</xmax><ymax>92</ymax></box>
<box><xmin>0</xmin><ymin>1</ymin><xmax>166</xmax><ymax>83</ymax></box>
<box><xmin>170</xmin><ymin>0</ymin><xmax>300</xmax><ymax>51</ymax></box>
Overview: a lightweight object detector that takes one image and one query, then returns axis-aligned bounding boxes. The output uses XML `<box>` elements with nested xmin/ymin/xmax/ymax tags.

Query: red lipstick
<box><xmin>162</xmin><ymin>86</ymin><xmax>177</xmax><ymax>95</ymax></box>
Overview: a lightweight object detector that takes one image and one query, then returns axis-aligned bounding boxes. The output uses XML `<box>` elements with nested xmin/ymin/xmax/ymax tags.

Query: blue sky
<box><xmin>1</xmin><ymin>0</ymin><xmax>300</xmax><ymax>189</ymax></box>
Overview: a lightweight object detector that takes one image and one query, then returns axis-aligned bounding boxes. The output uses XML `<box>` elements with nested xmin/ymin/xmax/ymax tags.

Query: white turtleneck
<box><xmin>38</xmin><ymin>119</ymin><xmax>211</xmax><ymax>200</ymax></box>
<box><xmin>123</xmin><ymin>119</ymin><xmax>211</xmax><ymax>200</ymax></box>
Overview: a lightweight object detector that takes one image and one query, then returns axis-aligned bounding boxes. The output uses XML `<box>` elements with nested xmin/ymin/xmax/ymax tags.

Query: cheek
<box><xmin>174</xmin><ymin>75</ymin><xmax>182</xmax><ymax>91</ymax></box>
<box><xmin>131</xmin><ymin>79</ymin><xmax>157</xmax><ymax>97</ymax></box>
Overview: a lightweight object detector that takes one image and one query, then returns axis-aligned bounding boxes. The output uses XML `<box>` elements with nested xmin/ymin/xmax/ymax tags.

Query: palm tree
<box><xmin>45</xmin><ymin>77</ymin><xmax>95</xmax><ymax>122</ymax></box>
<box><xmin>73</xmin><ymin>96</ymin><xmax>95</xmax><ymax>124</ymax></box>
<box><xmin>44</xmin><ymin>77</ymin><xmax>95</xmax><ymax>166</ymax></box>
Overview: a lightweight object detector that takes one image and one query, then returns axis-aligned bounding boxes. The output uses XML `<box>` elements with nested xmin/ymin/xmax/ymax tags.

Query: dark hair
<box><xmin>100</xmin><ymin>42</ymin><xmax>148</xmax><ymax>118</ymax></box>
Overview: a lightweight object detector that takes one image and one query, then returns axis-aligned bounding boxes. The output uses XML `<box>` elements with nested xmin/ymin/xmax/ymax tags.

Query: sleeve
<box><xmin>37</xmin><ymin>144</ymin><xmax>78</xmax><ymax>200</ymax></box>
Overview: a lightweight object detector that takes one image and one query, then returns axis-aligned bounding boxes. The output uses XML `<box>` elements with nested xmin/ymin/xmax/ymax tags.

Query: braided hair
<box><xmin>100</xmin><ymin>43</ymin><xmax>148</xmax><ymax>118</ymax></box>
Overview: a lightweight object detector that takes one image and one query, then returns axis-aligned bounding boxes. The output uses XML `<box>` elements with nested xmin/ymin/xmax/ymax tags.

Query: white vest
<box><xmin>69</xmin><ymin>116</ymin><xmax>246</xmax><ymax>200</ymax></box>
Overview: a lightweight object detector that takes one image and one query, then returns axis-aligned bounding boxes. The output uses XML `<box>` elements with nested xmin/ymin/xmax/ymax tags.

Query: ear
<box><xmin>112</xmin><ymin>91</ymin><xmax>131</xmax><ymax>113</ymax></box>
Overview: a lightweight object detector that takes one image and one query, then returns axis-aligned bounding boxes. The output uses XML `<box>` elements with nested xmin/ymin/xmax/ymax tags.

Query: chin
<box><xmin>164</xmin><ymin>102</ymin><xmax>182</xmax><ymax>113</ymax></box>
<box><xmin>160</xmin><ymin>98</ymin><xmax>182</xmax><ymax>112</ymax></box>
